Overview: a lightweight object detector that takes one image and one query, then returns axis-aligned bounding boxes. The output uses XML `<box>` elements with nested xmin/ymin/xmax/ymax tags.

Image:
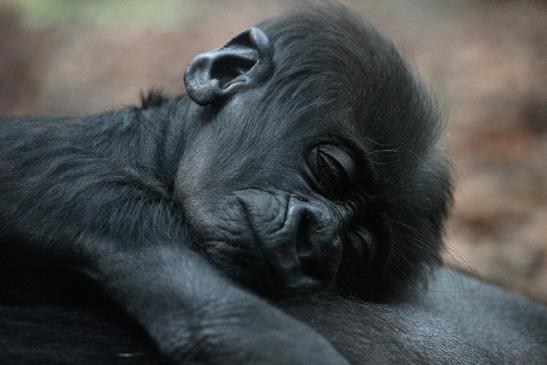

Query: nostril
<box><xmin>291</xmin><ymin>205</ymin><xmax>339</xmax><ymax>285</ymax></box>
<box><xmin>295</xmin><ymin>211</ymin><xmax>315</xmax><ymax>267</ymax></box>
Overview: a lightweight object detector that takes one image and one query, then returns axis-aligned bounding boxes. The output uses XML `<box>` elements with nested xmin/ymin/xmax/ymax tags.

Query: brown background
<box><xmin>1</xmin><ymin>0</ymin><xmax>545</xmax><ymax>303</ymax></box>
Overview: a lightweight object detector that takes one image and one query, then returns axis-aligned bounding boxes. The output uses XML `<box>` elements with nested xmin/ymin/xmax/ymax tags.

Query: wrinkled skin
<box><xmin>0</xmin><ymin>3</ymin><xmax>452</xmax><ymax>365</ymax></box>
<box><xmin>182</xmin><ymin>188</ymin><xmax>347</xmax><ymax>294</ymax></box>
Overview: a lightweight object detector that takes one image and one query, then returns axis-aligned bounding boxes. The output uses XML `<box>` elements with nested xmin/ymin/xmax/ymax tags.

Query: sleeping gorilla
<box><xmin>1</xmin><ymin>3</ymin><xmax>546</xmax><ymax>365</ymax></box>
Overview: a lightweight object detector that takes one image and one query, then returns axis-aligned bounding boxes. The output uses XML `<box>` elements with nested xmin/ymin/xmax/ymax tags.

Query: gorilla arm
<box><xmin>3</xmin><ymin>267</ymin><xmax>546</xmax><ymax>365</ymax></box>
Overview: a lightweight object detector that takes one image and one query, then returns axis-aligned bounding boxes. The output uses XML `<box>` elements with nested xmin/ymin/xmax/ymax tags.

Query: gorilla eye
<box><xmin>309</xmin><ymin>144</ymin><xmax>356</xmax><ymax>198</ymax></box>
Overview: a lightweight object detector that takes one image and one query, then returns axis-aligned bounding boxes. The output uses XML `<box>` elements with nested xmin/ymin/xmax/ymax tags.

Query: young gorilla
<box><xmin>0</xmin><ymin>3</ymin><xmax>486</xmax><ymax>365</ymax></box>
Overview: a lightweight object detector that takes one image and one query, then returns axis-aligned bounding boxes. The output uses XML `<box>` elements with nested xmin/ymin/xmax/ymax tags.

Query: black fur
<box><xmin>1</xmin><ymin>2</ymin><xmax>544</xmax><ymax>365</ymax></box>
<box><xmin>2</xmin><ymin>268</ymin><xmax>546</xmax><ymax>364</ymax></box>
<box><xmin>140</xmin><ymin>88</ymin><xmax>168</xmax><ymax>110</ymax></box>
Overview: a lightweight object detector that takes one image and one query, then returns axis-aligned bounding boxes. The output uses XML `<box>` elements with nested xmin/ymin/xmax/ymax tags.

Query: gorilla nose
<box><xmin>235</xmin><ymin>190</ymin><xmax>343</xmax><ymax>294</ymax></box>
<box><xmin>285</xmin><ymin>200</ymin><xmax>343</xmax><ymax>288</ymax></box>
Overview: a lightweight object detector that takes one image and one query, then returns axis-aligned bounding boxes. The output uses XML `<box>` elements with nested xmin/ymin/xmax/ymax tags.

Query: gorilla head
<box><xmin>175</xmin><ymin>4</ymin><xmax>452</xmax><ymax>299</ymax></box>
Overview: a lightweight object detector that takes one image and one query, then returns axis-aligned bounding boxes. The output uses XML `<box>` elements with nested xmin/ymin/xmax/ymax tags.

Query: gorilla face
<box><xmin>174</xmin><ymin>6</ymin><xmax>451</xmax><ymax>298</ymax></box>
<box><xmin>175</xmin><ymin>85</ymin><xmax>367</xmax><ymax>295</ymax></box>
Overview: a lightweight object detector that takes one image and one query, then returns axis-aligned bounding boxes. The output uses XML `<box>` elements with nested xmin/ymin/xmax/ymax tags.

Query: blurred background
<box><xmin>1</xmin><ymin>0</ymin><xmax>545</xmax><ymax>303</ymax></box>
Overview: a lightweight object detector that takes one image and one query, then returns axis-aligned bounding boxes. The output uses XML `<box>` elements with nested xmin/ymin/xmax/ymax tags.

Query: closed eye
<box><xmin>309</xmin><ymin>144</ymin><xmax>356</xmax><ymax>199</ymax></box>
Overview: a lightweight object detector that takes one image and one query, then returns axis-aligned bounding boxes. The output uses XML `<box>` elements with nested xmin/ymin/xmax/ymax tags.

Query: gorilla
<box><xmin>0</xmin><ymin>3</ymin><xmax>545</xmax><ymax>365</ymax></box>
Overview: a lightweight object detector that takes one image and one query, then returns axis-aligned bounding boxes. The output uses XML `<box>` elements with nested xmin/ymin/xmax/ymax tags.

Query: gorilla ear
<box><xmin>183</xmin><ymin>27</ymin><xmax>273</xmax><ymax>106</ymax></box>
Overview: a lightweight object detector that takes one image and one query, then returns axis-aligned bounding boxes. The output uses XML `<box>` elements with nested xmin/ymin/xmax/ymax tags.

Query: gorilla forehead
<box><xmin>259</xmin><ymin>4</ymin><xmax>442</xmax><ymax>163</ymax></box>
